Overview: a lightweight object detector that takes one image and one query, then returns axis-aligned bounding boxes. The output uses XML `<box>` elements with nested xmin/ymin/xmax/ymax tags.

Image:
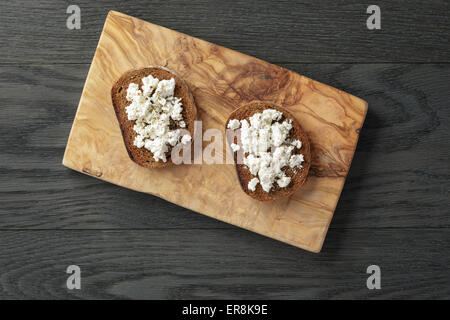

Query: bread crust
<box><xmin>111</xmin><ymin>66</ymin><xmax>196</xmax><ymax>168</ymax></box>
<box><xmin>226</xmin><ymin>101</ymin><xmax>311</xmax><ymax>201</ymax></box>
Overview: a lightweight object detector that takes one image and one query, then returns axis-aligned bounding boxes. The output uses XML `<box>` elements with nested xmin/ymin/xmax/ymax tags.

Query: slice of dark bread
<box><xmin>111</xmin><ymin>66</ymin><xmax>196</xmax><ymax>168</ymax></box>
<box><xmin>226</xmin><ymin>101</ymin><xmax>311</xmax><ymax>201</ymax></box>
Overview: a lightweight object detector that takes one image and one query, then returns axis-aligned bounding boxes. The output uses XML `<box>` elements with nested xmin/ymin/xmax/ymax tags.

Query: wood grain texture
<box><xmin>62</xmin><ymin>11</ymin><xmax>367</xmax><ymax>252</ymax></box>
<box><xmin>0</xmin><ymin>229</ymin><xmax>448</xmax><ymax>299</ymax></box>
<box><xmin>1</xmin><ymin>64</ymin><xmax>448</xmax><ymax>231</ymax></box>
<box><xmin>1</xmin><ymin>0</ymin><xmax>449</xmax><ymax>64</ymax></box>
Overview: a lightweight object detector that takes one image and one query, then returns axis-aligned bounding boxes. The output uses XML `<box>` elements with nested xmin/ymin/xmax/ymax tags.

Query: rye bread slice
<box><xmin>226</xmin><ymin>101</ymin><xmax>311</xmax><ymax>201</ymax></box>
<box><xmin>111</xmin><ymin>66</ymin><xmax>196</xmax><ymax>168</ymax></box>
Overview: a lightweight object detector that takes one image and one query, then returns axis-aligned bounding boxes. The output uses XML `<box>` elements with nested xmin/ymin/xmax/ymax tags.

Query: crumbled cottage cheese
<box><xmin>125</xmin><ymin>75</ymin><xmax>191</xmax><ymax>162</ymax></box>
<box><xmin>228</xmin><ymin>109</ymin><xmax>304</xmax><ymax>192</ymax></box>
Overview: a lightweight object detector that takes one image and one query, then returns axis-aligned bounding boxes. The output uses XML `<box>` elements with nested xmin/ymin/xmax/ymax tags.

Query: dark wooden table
<box><xmin>0</xmin><ymin>1</ymin><xmax>449</xmax><ymax>299</ymax></box>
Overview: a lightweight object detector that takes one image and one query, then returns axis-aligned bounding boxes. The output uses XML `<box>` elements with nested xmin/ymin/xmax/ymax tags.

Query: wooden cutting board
<box><xmin>63</xmin><ymin>11</ymin><xmax>367</xmax><ymax>252</ymax></box>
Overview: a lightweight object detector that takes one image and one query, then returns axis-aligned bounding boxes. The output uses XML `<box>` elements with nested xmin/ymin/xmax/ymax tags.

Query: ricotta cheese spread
<box><xmin>125</xmin><ymin>75</ymin><xmax>191</xmax><ymax>162</ymax></box>
<box><xmin>228</xmin><ymin>109</ymin><xmax>305</xmax><ymax>192</ymax></box>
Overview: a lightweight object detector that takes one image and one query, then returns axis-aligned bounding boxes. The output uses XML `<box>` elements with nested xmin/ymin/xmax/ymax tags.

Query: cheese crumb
<box><xmin>248</xmin><ymin>177</ymin><xmax>259</xmax><ymax>192</ymax></box>
<box><xmin>230</xmin><ymin>143</ymin><xmax>240</xmax><ymax>152</ymax></box>
<box><xmin>291</xmin><ymin>139</ymin><xmax>302</xmax><ymax>149</ymax></box>
<box><xmin>277</xmin><ymin>176</ymin><xmax>291</xmax><ymax>188</ymax></box>
<box><xmin>289</xmin><ymin>154</ymin><xmax>304</xmax><ymax>169</ymax></box>
<box><xmin>125</xmin><ymin>75</ymin><xmax>191</xmax><ymax>162</ymax></box>
<box><xmin>227</xmin><ymin>119</ymin><xmax>241</xmax><ymax>130</ymax></box>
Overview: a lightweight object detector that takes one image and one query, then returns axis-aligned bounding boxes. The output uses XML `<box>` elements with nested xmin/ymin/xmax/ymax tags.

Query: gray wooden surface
<box><xmin>0</xmin><ymin>1</ymin><xmax>449</xmax><ymax>299</ymax></box>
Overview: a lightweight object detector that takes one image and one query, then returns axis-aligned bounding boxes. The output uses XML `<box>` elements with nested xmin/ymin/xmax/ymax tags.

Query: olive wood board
<box><xmin>63</xmin><ymin>11</ymin><xmax>368</xmax><ymax>252</ymax></box>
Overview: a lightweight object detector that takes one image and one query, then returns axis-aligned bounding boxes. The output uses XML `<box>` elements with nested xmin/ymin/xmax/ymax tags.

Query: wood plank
<box><xmin>1</xmin><ymin>64</ymin><xmax>449</xmax><ymax>230</ymax></box>
<box><xmin>62</xmin><ymin>11</ymin><xmax>367</xmax><ymax>252</ymax></box>
<box><xmin>1</xmin><ymin>1</ymin><xmax>449</xmax><ymax>64</ymax></box>
<box><xmin>0</xmin><ymin>229</ymin><xmax>448</xmax><ymax>299</ymax></box>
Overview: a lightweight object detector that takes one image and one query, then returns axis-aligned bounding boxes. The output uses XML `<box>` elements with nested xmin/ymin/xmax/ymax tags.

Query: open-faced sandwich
<box><xmin>226</xmin><ymin>101</ymin><xmax>311</xmax><ymax>201</ymax></box>
<box><xmin>111</xmin><ymin>66</ymin><xmax>196</xmax><ymax>168</ymax></box>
